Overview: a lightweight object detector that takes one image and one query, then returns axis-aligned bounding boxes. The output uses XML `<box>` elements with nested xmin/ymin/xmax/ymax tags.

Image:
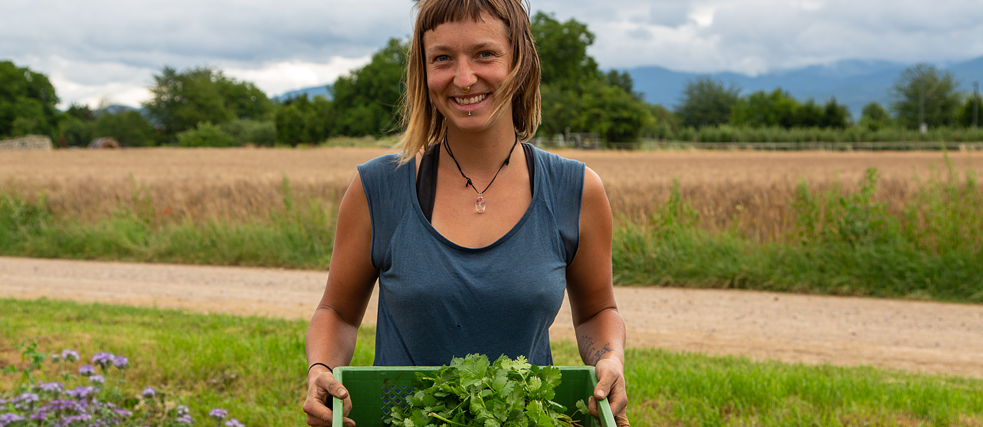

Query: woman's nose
<box><xmin>454</xmin><ymin>61</ymin><xmax>477</xmax><ymax>91</ymax></box>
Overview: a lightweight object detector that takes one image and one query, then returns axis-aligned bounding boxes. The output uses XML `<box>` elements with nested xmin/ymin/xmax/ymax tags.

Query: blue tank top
<box><xmin>357</xmin><ymin>145</ymin><xmax>585</xmax><ymax>366</ymax></box>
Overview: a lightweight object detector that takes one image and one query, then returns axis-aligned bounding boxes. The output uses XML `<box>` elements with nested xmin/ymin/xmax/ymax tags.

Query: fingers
<box><xmin>304</xmin><ymin>371</ymin><xmax>354</xmax><ymax>426</ymax></box>
<box><xmin>592</xmin><ymin>359</ymin><xmax>630</xmax><ymax>425</ymax></box>
<box><xmin>323</xmin><ymin>375</ymin><xmax>351</xmax><ymax>401</ymax></box>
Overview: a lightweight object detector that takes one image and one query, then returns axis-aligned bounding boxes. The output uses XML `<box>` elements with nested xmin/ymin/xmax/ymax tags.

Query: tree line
<box><xmin>674</xmin><ymin>64</ymin><xmax>980</xmax><ymax>134</ymax></box>
<box><xmin>2</xmin><ymin>13</ymin><xmax>981</xmax><ymax>148</ymax></box>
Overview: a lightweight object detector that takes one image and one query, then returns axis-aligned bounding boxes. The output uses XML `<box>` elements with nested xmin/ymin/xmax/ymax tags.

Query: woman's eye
<box><xmin>433</xmin><ymin>55</ymin><xmax>450</xmax><ymax>63</ymax></box>
<box><xmin>478</xmin><ymin>51</ymin><xmax>494</xmax><ymax>58</ymax></box>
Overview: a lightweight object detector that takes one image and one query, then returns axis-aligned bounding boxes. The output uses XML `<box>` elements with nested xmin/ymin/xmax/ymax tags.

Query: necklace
<box><xmin>444</xmin><ymin>135</ymin><xmax>518</xmax><ymax>214</ymax></box>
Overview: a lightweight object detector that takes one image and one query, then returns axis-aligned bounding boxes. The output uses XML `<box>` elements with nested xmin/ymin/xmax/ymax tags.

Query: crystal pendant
<box><xmin>475</xmin><ymin>194</ymin><xmax>486</xmax><ymax>214</ymax></box>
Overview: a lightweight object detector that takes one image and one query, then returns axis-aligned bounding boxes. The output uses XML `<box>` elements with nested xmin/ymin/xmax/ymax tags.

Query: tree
<box><xmin>890</xmin><ymin>63</ymin><xmax>961</xmax><ymax>130</ymax></box>
<box><xmin>331</xmin><ymin>38</ymin><xmax>406</xmax><ymax>136</ymax></box>
<box><xmin>859</xmin><ymin>102</ymin><xmax>892</xmax><ymax>131</ymax></box>
<box><xmin>532</xmin><ymin>12</ymin><xmax>598</xmax><ymax>88</ymax></box>
<box><xmin>275</xmin><ymin>94</ymin><xmax>336</xmax><ymax>145</ymax></box>
<box><xmin>730</xmin><ymin>89</ymin><xmax>799</xmax><ymax>128</ymax></box>
<box><xmin>820</xmin><ymin>98</ymin><xmax>851</xmax><ymax>129</ymax></box>
<box><xmin>956</xmin><ymin>92</ymin><xmax>981</xmax><ymax>128</ymax></box>
<box><xmin>143</xmin><ymin>66</ymin><xmax>273</xmax><ymax>139</ymax></box>
<box><xmin>676</xmin><ymin>76</ymin><xmax>741</xmax><ymax>128</ymax></box>
<box><xmin>793</xmin><ymin>99</ymin><xmax>824</xmax><ymax>128</ymax></box>
<box><xmin>92</xmin><ymin>109</ymin><xmax>159</xmax><ymax>146</ymax></box>
<box><xmin>0</xmin><ymin>61</ymin><xmax>60</xmax><ymax>139</ymax></box>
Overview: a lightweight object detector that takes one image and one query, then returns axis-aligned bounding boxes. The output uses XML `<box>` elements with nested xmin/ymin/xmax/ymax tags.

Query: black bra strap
<box><xmin>416</xmin><ymin>143</ymin><xmax>440</xmax><ymax>222</ymax></box>
<box><xmin>417</xmin><ymin>142</ymin><xmax>535</xmax><ymax>223</ymax></box>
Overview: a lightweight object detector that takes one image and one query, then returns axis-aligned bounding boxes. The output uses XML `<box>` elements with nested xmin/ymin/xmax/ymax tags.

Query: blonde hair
<box><xmin>397</xmin><ymin>0</ymin><xmax>541</xmax><ymax>164</ymax></box>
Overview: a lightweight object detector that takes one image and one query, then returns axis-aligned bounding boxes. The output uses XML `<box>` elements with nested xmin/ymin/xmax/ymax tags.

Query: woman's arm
<box><xmin>565</xmin><ymin>166</ymin><xmax>630</xmax><ymax>427</ymax></box>
<box><xmin>303</xmin><ymin>171</ymin><xmax>379</xmax><ymax>427</ymax></box>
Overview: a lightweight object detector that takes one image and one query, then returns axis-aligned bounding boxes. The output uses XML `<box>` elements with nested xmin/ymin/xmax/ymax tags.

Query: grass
<box><xmin>2</xmin><ymin>299</ymin><xmax>981</xmax><ymax>426</ymax></box>
<box><xmin>612</xmin><ymin>164</ymin><xmax>983</xmax><ymax>303</ymax></box>
<box><xmin>0</xmin><ymin>178</ymin><xmax>336</xmax><ymax>269</ymax></box>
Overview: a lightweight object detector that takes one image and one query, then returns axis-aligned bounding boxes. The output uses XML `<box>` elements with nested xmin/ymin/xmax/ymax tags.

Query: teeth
<box><xmin>455</xmin><ymin>94</ymin><xmax>486</xmax><ymax>105</ymax></box>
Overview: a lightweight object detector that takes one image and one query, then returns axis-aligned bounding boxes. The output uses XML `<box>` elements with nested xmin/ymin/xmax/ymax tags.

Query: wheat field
<box><xmin>2</xmin><ymin>147</ymin><xmax>981</xmax><ymax>241</ymax></box>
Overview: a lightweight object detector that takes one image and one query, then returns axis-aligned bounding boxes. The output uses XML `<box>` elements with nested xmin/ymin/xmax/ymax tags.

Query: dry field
<box><xmin>2</xmin><ymin>147</ymin><xmax>981</xmax><ymax>240</ymax></box>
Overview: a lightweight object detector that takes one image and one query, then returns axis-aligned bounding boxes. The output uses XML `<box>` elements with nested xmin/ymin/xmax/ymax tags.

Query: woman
<box><xmin>303</xmin><ymin>1</ymin><xmax>629</xmax><ymax>426</ymax></box>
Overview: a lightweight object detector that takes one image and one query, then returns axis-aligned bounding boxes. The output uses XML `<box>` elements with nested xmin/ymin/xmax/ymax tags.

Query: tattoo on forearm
<box><xmin>579</xmin><ymin>335</ymin><xmax>613</xmax><ymax>366</ymax></box>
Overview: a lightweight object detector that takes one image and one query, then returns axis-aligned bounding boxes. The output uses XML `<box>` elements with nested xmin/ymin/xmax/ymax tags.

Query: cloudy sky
<box><xmin>3</xmin><ymin>0</ymin><xmax>982</xmax><ymax>108</ymax></box>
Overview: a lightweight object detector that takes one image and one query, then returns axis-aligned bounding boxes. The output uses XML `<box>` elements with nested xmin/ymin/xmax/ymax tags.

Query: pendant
<box><xmin>475</xmin><ymin>193</ymin><xmax>486</xmax><ymax>214</ymax></box>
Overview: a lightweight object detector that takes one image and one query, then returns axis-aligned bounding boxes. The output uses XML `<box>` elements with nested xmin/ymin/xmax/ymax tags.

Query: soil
<box><xmin>3</xmin><ymin>256</ymin><xmax>981</xmax><ymax>378</ymax></box>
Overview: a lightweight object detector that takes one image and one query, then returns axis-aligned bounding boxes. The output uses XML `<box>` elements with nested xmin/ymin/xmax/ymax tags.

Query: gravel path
<box><xmin>2</xmin><ymin>256</ymin><xmax>981</xmax><ymax>378</ymax></box>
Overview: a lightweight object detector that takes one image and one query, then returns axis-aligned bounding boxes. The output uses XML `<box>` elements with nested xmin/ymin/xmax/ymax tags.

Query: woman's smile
<box><xmin>454</xmin><ymin>93</ymin><xmax>488</xmax><ymax>106</ymax></box>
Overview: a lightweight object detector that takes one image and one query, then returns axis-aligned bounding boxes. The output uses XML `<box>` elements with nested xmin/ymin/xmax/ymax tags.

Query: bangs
<box><xmin>416</xmin><ymin>0</ymin><xmax>508</xmax><ymax>34</ymax></box>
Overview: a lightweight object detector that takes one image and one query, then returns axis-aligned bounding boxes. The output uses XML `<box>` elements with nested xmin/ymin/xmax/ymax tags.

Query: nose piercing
<box><xmin>462</xmin><ymin>85</ymin><xmax>471</xmax><ymax>93</ymax></box>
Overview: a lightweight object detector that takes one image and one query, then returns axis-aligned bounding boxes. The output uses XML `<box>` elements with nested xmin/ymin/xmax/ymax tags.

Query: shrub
<box><xmin>176</xmin><ymin>122</ymin><xmax>234</xmax><ymax>147</ymax></box>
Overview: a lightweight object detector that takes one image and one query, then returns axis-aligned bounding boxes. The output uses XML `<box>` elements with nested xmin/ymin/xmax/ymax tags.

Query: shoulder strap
<box><xmin>416</xmin><ymin>142</ymin><xmax>536</xmax><ymax>223</ymax></box>
<box><xmin>416</xmin><ymin>143</ymin><xmax>440</xmax><ymax>222</ymax></box>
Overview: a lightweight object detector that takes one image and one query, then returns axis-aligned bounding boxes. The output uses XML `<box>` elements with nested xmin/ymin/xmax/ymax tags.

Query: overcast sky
<box><xmin>3</xmin><ymin>0</ymin><xmax>982</xmax><ymax>108</ymax></box>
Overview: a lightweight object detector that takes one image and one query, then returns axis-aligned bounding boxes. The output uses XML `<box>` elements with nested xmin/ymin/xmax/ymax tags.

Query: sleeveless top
<box><xmin>357</xmin><ymin>145</ymin><xmax>585</xmax><ymax>366</ymax></box>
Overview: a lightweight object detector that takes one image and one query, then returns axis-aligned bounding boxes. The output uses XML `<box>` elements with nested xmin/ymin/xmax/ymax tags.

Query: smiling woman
<box><xmin>302</xmin><ymin>1</ymin><xmax>630</xmax><ymax>427</ymax></box>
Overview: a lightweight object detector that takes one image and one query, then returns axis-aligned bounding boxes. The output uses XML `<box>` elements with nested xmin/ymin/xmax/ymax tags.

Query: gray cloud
<box><xmin>3</xmin><ymin>0</ymin><xmax>982</xmax><ymax>106</ymax></box>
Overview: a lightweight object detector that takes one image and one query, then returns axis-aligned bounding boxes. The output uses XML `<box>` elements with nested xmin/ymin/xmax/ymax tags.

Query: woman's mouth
<box><xmin>454</xmin><ymin>94</ymin><xmax>487</xmax><ymax>106</ymax></box>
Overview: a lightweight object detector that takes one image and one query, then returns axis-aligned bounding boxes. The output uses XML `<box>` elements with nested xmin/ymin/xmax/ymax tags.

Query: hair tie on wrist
<box><xmin>308</xmin><ymin>362</ymin><xmax>333</xmax><ymax>375</ymax></box>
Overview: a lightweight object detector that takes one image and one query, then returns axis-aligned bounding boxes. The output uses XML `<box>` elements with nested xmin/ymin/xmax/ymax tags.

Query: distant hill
<box><xmin>273</xmin><ymin>85</ymin><xmax>332</xmax><ymax>102</ymax></box>
<box><xmin>626</xmin><ymin>56</ymin><xmax>983</xmax><ymax>119</ymax></box>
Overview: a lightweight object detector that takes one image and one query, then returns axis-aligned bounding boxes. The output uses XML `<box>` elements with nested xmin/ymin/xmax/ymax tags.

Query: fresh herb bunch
<box><xmin>384</xmin><ymin>354</ymin><xmax>588</xmax><ymax>427</ymax></box>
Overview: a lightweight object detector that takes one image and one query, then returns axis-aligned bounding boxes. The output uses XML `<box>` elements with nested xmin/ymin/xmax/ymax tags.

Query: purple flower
<box><xmin>177</xmin><ymin>405</ymin><xmax>190</xmax><ymax>416</ymax></box>
<box><xmin>62</xmin><ymin>349</ymin><xmax>80</xmax><ymax>362</ymax></box>
<box><xmin>112</xmin><ymin>355</ymin><xmax>129</xmax><ymax>369</ymax></box>
<box><xmin>1</xmin><ymin>413</ymin><xmax>26</xmax><ymax>425</ymax></box>
<box><xmin>92</xmin><ymin>352</ymin><xmax>115</xmax><ymax>368</ymax></box>
<box><xmin>209</xmin><ymin>408</ymin><xmax>228</xmax><ymax>420</ymax></box>
<box><xmin>29</xmin><ymin>411</ymin><xmax>48</xmax><ymax>420</ymax></box>
<box><xmin>224</xmin><ymin>418</ymin><xmax>245</xmax><ymax>427</ymax></box>
<box><xmin>62</xmin><ymin>413</ymin><xmax>93</xmax><ymax>423</ymax></box>
<box><xmin>142</xmin><ymin>387</ymin><xmax>156</xmax><ymax>398</ymax></box>
<box><xmin>114</xmin><ymin>409</ymin><xmax>133</xmax><ymax>417</ymax></box>
<box><xmin>44</xmin><ymin>399</ymin><xmax>82</xmax><ymax>412</ymax></box>
<box><xmin>17</xmin><ymin>393</ymin><xmax>39</xmax><ymax>404</ymax></box>
<box><xmin>89</xmin><ymin>375</ymin><xmax>105</xmax><ymax>384</ymax></box>
<box><xmin>37</xmin><ymin>381</ymin><xmax>63</xmax><ymax>394</ymax></box>
<box><xmin>79</xmin><ymin>364</ymin><xmax>96</xmax><ymax>376</ymax></box>
<box><xmin>176</xmin><ymin>414</ymin><xmax>194</xmax><ymax>424</ymax></box>
<box><xmin>66</xmin><ymin>386</ymin><xmax>95</xmax><ymax>400</ymax></box>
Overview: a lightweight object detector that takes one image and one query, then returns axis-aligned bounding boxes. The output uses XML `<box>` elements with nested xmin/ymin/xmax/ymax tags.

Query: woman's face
<box><xmin>423</xmin><ymin>13</ymin><xmax>512</xmax><ymax>133</ymax></box>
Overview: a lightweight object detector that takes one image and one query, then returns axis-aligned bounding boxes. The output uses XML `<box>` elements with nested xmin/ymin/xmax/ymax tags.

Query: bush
<box><xmin>220</xmin><ymin>119</ymin><xmax>275</xmax><ymax>147</ymax></box>
<box><xmin>176</xmin><ymin>122</ymin><xmax>234</xmax><ymax>147</ymax></box>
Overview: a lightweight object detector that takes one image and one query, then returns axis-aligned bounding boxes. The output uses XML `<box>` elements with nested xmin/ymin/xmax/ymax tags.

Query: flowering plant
<box><xmin>1</xmin><ymin>343</ymin><xmax>245</xmax><ymax>427</ymax></box>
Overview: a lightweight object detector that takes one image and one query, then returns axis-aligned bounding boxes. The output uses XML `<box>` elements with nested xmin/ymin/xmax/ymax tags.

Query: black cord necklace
<box><xmin>444</xmin><ymin>135</ymin><xmax>518</xmax><ymax>214</ymax></box>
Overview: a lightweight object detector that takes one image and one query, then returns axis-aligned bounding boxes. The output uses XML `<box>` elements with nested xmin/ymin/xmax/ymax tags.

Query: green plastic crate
<box><xmin>332</xmin><ymin>365</ymin><xmax>615</xmax><ymax>427</ymax></box>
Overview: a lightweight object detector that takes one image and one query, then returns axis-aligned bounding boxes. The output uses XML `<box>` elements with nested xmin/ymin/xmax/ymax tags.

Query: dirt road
<box><xmin>2</xmin><ymin>256</ymin><xmax>981</xmax><ymax>378</ymax></box>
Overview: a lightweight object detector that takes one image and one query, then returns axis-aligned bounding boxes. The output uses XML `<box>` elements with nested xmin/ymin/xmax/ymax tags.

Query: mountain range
<box><xmin>627</xmin><ymin>56</ymin><xmax>983</xmax><ymax>118</ymax></box>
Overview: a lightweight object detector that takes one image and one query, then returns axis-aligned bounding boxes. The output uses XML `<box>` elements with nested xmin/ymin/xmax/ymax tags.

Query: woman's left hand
<box><xmin>590</xmin><ymin>357</ymin><xmax>630</xmax><ymax>427</ymax></box>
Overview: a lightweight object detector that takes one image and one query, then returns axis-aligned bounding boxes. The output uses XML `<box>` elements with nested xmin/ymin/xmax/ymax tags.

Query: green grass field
<box><xmin>2</xmin><ymin>299</ymin><xmax>981</xmax><ymax>426</ymax></box>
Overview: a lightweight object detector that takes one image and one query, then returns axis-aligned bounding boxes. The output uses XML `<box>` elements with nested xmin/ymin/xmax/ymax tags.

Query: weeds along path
<box><xmin>2</xmin><ymin>256</ymin><xmax>981</xmax><ymax>378</ymax></box>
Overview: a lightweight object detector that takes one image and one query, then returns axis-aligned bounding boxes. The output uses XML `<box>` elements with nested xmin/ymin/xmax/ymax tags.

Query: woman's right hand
<box><xmin>303</xmin><ymin>367</ymin><xmax>354</xmax><ymax>427</ymax></box>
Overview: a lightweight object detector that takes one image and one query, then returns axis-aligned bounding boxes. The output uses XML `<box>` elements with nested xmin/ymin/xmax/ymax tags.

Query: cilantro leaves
<box><xmin>384</xmin><ymin>354</ymin><xmax>587</xmax><ymax>427</ymax></box>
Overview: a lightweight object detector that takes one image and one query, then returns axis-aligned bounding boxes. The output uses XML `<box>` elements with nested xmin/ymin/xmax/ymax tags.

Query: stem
<box><xmin>429</xmin><ymin>412</ymin><xmax>467</xmax><ymax>427</ymax></box>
